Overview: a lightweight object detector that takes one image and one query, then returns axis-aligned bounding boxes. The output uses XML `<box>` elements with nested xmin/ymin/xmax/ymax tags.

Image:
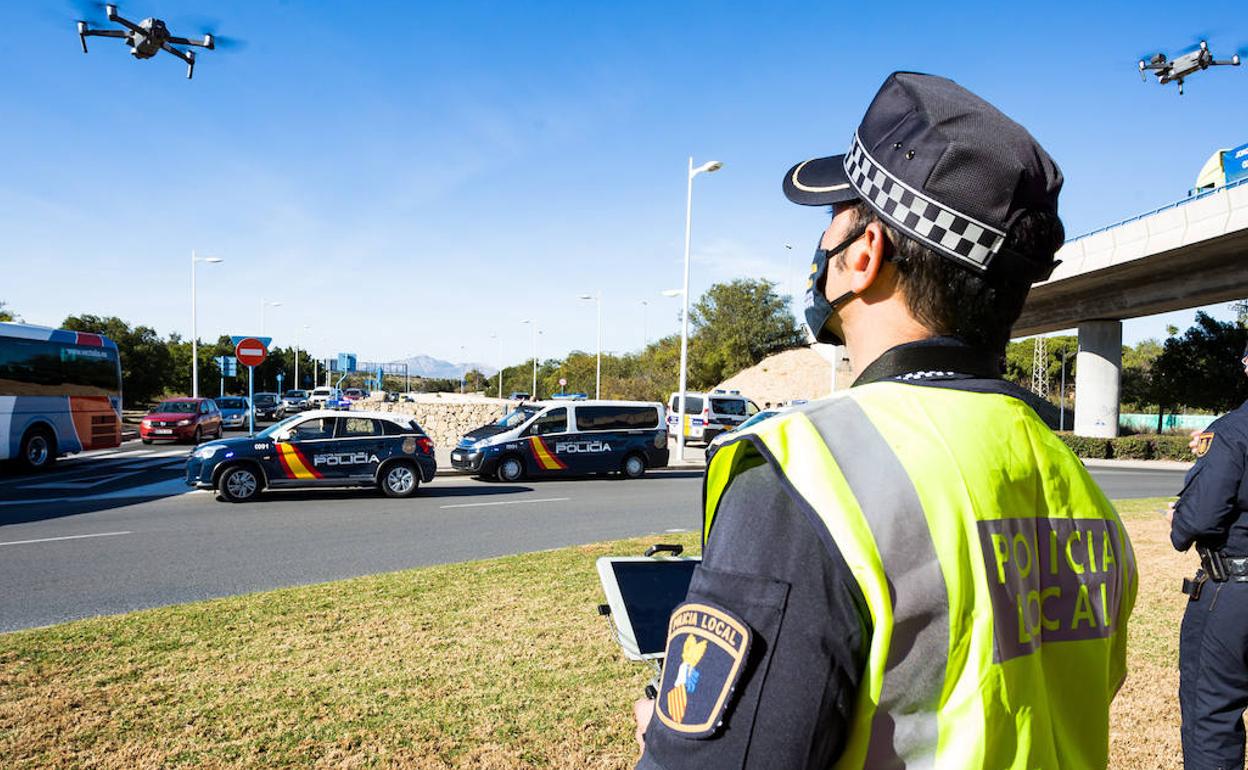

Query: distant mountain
<box><xmin>394</xmin><ymin>355</ymin><xmax>497</xmax><ymax>379</ymax></box>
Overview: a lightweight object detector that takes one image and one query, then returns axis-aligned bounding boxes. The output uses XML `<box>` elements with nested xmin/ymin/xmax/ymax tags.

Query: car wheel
<box><xmin>621</xmin><ymin>453</ymin><xmax>647</xmax><ymax>479</ymax></box>
<box><xmin>19</xmin><ymin>427</ymin><xmax>56</xmax><ymax>472</ymax></box>
<box><xmin>218</xmin><ymin>465</ymin><xmax>261</xmax><ymax>503</ymax></box>
<box><xmin>191</xmin><ymin>427</ymin><xmax>202</xmax><ymax>445</ymax></box>
<box><xmin>380</xmin><ymin>462</ymin><xmax>419</xmax><ymax>498</ymax></box>
<box><xmin>498</xmin><ymin>456</ymin><xmax>525</xmax><ymax>482</ymax></box>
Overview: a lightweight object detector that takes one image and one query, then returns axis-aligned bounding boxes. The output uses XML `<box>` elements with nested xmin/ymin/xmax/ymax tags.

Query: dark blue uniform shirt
<box><xmin>1172</xmin><ymin>400</ymin><xmax>1248</xmax><ymax>555</ymax></box>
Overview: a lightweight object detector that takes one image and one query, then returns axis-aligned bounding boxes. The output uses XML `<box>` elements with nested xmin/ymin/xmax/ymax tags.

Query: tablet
<box><xmin>597</xmin><ymin>556</ymin><xmax>701</xmax><ymax>661</ymax></box>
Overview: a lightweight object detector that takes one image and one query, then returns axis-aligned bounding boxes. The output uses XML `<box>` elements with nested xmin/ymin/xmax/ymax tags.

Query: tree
<box><xmin>1152</xmin><ymin>312</ymin><xmax>1248</xmax><ymax>427</ymax></box>
<box><xmin>61</xmin><ymin>314</ymin><xmax>172</xmax><ymax>407</ymax></box>
<box><xmin>1120</xmin><ymin>339</ymin><xmax>1162</xmax><ymax>414</ymax></box>
<box><xmin>0</xmin><ymin>301</ymin><xmax>14</xmax><ymax>322</ymax></box>
<box><xmin>688</xmin><ymin>278</ymin><xmax>805</xmax><ymax>388</ymax></box>
<box><xmin>1232</xmin><ymin>299</ymin><xmax>1248</xmax><ymax>327</ymax></box>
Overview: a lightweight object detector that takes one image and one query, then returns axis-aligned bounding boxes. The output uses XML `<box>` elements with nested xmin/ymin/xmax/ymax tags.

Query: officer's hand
<box><xmin>1166</xmin><ymin>501</ymin><xmax>1175</xmax><ymax>525</ymax></box>
<box><xmin>1189</xmin><ymin>429</ymin><xmax>1201</xmax><ymax>455</ymax></box>
<box><xmin>633</xmin><ymin>697</ymin><xmax>655</xmax><ymax>754</ymax></box>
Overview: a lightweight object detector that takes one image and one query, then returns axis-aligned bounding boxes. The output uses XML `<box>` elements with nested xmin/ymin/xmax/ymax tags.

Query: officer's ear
<box><xmin>844</xmin><ymin>220</ymin><xmax>892</xmax><ymax>297</ymax></box>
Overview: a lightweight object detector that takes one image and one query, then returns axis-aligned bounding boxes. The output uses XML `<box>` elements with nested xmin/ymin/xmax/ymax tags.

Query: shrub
<box><xmin>1150</xmin><ymin>434</ymin><xmax>1193</xmax><ymax>461</ymax></box>
<box><xmin>1112</xmin><ymin>436</ymin><xmax>1153</xmax><ymax>460</ymax></box>
<box><xmin>1057</xmin><ymin>433</ymin><xmax>1113</xmax><ymax>459</ymax></box>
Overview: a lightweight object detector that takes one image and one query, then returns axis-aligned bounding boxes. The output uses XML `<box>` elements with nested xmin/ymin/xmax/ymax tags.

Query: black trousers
<box><xmin>1181</xmin><ymin>580</ymin><xmax>1248</xmax><ymax>770</ymax></box>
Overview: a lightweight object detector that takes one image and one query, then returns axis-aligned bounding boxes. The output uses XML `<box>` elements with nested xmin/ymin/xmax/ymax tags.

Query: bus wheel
<box><xmin>19</xmin><ymin>427</ymin><xmax>56</xmax><ymax>472</ymax></box>
<box><xmin>380</xmin><ymin>462</ymin><xmax>419</xmax><ymax>498</ymax></box>
<box><xmin>498</xmin><ymin>456</ymin><xmax>525</xmax><ymax>482</ymax></box>
<box><xmin>218</xmin><ymin>465</ymin><xmax>260</xmax><ymax>503</ymax></box>
<box><xmin>621</xmin><ymin>453</ymin><xmax>647</xmax><ymax>479</ymax></box>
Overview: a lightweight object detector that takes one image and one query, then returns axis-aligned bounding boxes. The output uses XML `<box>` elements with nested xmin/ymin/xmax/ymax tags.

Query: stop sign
<box><xmin>234</xmin><ymin>337</ymin><xmax>268</xmax><ymax>368</ymax></box>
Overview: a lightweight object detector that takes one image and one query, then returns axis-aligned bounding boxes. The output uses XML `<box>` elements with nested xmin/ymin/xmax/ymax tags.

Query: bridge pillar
<box><xmin>1074</xmin><ymin>320</ymin><xmax>1122</xmax><ymax>438</ymax></box>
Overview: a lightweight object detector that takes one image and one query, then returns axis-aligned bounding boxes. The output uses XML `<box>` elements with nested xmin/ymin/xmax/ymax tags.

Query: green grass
<box><xmin>0</xmin><ymin>501</ymin><xmax>1185</xmax><ymax>768</ymax></box>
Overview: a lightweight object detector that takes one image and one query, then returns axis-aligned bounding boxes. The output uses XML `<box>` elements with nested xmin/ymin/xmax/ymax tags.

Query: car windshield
<box><xmin>495</xmin><ymin>406</ymin><xmax>540</xmax><ymax>428</ymax></box>
<box><xmin>257</xmin><ymin>414</ymin><xmax>303</xmax><ymax>439</ymax></box>
<box><xmin>254</xmin><ymin>394</ymin><xmax>278</xmax><ymax>406</ymax></box>
<box><xmin>152</xmin><ymin>401</ymin><xmax>198</xmax><ymax>414</ymax></box>
<box><xmin>710</xmin><ymin>398</ymin><xmax>748</xmax><ymax>416</ymax></box>
<box><xmin>735</xmin><ymin>409</ymin><xmax>779</xmax><ymax>432</ymax></box>
<box><xmin>216</xmin><ymin>398</ymin><xmax>246</xmax><ymax>409</ymax></box>
<box><xmin>285</xmin><ymin>390</ymin><xmax>307</xmax><ymax>398</ymax></box>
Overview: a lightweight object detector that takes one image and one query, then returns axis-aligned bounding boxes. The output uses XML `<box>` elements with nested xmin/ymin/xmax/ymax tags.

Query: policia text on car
<box><xmin>630</xmin><ymin>72</ymin><xmax>1138</xmax><ymax>770</ymax></box>
<box><xmin>1170</xmin><ymin>343</ymin><xmax>1248</xmax><ymax>770</ymax></box>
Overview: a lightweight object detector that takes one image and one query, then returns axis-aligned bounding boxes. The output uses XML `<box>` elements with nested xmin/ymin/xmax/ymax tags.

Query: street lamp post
<box><xmin>675</xmin><ymin>156</ymin><xmax>722</xmax><ymax>461</ymax></box>
<box><xmin>491</xmin><ymin>333</ymin><xmax>503</xmax><ymax>399</ymax></box>
<box><xmin>521</xmin><ymin>319</ymin><xmax>538</xmax><ymax>399</ymax></box>
<box><xmin>260</xmin><ymin>299</ymin><xmax>282</xmax><ymax>335</ymax></box>
<box><xmin>640</xmin><ymin>300</ymin><xmax>649</xmax><ymax>348</ymax></box>
<box><xmin>1059</xmin><ymin>348</ymin><xmax>1075</xmax><ymax>431</ymax></box>
<box><xmin>190</xmin><ymin>251</ymin><xmax>224</xmax><ymax>398</ymax></box>
<box><xmin>578</xmin><ymin>292</ymin><xmax>602</xmax><ymax>399</ymax></box>
<box><xmin>294</xmin><ymin>324</ymin><xmax>309</xmax><ymax>391</ymax></box>
<box><xmin>459</xmin><ymin>345</ymin><xmax>466</xmax><ymax>394</ymax></box>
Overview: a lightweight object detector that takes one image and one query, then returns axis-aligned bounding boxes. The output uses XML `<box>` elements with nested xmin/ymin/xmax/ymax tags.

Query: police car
<box><xmin>451</xmin><ymin>400</ymin><xmax>669</xmax><ymax>481</ymax></box>
<box><xmin>666</xmin><ymin>389</ymin><xmax>759</xmax><ymax>443</ymax></box>
<box><xmin>185</xmin><ymin>409</ymin><xmax>436</xmax><ymax>502</ymax></box>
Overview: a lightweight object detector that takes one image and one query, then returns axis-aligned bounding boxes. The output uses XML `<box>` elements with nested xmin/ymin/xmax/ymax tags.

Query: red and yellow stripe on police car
<box><xmin>276</xmin><ymin>442</ymin><xmax>324</xmax><ymax>479</ymax></box>
<box><xmin>528</xmin><ymin>436</ymin><xmax>567</xmax><ymax>470</ymax></box>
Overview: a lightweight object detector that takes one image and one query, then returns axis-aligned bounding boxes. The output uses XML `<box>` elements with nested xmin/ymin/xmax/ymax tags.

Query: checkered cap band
<box><xmin>844</xmin><ymin>134</ymin><xmax>1005</xmax><ymax>271</ymax></box>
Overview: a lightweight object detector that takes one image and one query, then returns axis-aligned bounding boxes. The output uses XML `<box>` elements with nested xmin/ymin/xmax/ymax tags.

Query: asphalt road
<box><xmin>0</xmin><ymin>437</ymin><xmax>1188</xmax><ymax>633</ymax></box>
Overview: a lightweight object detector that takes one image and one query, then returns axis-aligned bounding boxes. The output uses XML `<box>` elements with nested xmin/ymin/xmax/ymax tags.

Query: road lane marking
<box><xmin>0</xmin><ymin>531</ymin><xmax>132</xmax><ymax>547</ymax></box>
<box><xmin>440</xmin><ymin>497</ymin><xmax>570</xmax><ymax>509</ymax></box>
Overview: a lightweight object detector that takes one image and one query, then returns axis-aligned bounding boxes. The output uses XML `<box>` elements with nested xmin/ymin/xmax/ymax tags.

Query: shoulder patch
<box><xmin>1195</xmin><ymin>431</ymin><xmax>1215</xmax><ymax>458</ymax></box>
<box><xmin>654</xmin><ymin>601</ymin><xmax>751</xmax><ymax>738</ymax></box>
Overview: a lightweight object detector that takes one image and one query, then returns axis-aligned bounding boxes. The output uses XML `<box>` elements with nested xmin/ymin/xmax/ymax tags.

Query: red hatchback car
<box><xmin>140</xmin><ymin>397</ymin><xmax>224</xmax><ymax>444</ymax></box>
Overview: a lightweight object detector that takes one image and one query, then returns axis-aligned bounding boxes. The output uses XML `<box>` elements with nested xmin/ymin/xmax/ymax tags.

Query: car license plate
<box><xmin>452</xmin><ymin>451</ymin><xmax>464</xmax><ymax>460</ymax></box>
<box><xmin>154</xmin><ymin>429</ymin><xmax>173</xmax><ymax>435</ymax></box>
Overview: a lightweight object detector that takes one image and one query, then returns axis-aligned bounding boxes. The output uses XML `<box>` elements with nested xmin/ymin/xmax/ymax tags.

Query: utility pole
<box><xmin>1031</xmin><ymin>337</ymin><xmax>1049</xmax><ymax>398</ymax></box>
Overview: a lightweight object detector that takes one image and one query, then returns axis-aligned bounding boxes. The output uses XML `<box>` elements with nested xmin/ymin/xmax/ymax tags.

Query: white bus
<box><xmin>0</xmin><ymin>322</ymin><xmax>123</xmax><ymax>470</ymax></box>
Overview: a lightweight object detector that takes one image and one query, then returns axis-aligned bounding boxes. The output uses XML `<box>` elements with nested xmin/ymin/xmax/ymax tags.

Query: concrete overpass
<box><xmin>1013</xmin><ymin>178</ymin><xmax>1248</xmax><ymax>436</ymax></box>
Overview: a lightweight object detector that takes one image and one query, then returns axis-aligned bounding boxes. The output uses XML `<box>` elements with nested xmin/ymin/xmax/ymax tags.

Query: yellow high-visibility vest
<box><xmin>704</xmin><ymin>382</ymin><xmax>1137</xmax><ymax>769</ymax></box>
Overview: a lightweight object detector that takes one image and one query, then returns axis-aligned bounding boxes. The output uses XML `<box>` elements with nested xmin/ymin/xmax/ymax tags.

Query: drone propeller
<box><xmin>205</xmin><ymin>33</ymin><xmax>246</xmax><ymax>51</ymax></box>
<box><xmin>174</xmin><ymin>14</ymin><xmax>247</xmax><ymax>51</ymax></box>
<box><xmin>69</xmin><ymin>0</ymin><xmax>107</xmax><ymax>26</ymax></box>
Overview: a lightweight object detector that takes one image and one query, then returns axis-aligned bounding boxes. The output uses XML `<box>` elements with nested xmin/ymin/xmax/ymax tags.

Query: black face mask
<box><xmin>803</xmin><ymin>225</ymin><xmax>868</xmax><ymax>346</ymax></box>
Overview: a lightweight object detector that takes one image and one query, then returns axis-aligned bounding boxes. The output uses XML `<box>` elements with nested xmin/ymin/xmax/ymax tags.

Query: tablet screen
<box><xmin>608</xmin><ymin>560</ymin><xmax>699</xmax><ymax>656</ymax></box>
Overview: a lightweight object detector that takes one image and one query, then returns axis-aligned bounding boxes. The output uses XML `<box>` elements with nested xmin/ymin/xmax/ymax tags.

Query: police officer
<box><xmin>1171</xmin><ymin>342</ymin><xmax>1248</xmax><ymax>770</ymax></box>
<box><xmin>632</xmin><ymin>72</ymin><xmax>1138</xmax><ymax>769</ymax></box>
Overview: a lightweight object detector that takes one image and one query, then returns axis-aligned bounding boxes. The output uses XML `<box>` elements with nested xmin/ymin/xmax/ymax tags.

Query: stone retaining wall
<box><xmin>358</xmin><ymin>395</ymin><xmax>514</xmax><ymax>449</ymax></box>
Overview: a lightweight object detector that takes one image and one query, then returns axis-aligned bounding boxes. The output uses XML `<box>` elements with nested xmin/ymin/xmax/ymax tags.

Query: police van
<box><xmin>666</xmin><ymin>389</ymin><xmax>759</xmax><ymax>443</ymax></box>
<box><xmin>451</xmin><ymin>400</ymin><xmax>669</xmax><ymax>481</ymax></box>
<box><xmin>185</xmin><ymin>409</ymin><xmax>437</xmax><ymax>502</ymax></box>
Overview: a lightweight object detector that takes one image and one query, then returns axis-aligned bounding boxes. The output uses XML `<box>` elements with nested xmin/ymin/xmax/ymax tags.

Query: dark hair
<box><xmin>839</xmin><ymin>201</ymin><xmax>1065</xmax><ymax>355</ymax></box>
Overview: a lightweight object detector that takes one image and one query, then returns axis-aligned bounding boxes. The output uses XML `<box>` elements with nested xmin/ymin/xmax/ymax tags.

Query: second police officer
<box><xmin>633</xmin><ymin>72</ymin><xmax>1139</xmax><ymax>769</ymax></box>
<box><xmin>1171</xmin><ymin>342</ymin><xmax>1248</xmax><ymax>770</ymax></box>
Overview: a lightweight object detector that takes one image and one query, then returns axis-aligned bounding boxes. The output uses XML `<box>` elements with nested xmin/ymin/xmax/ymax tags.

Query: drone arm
<box><xmin>77</xmin><ymin>26</ymin><xmax>127</xmax><ymax>54</ymax></box>
<box><xmin>161</xmin><ymin>43</ymin><xmax>195</xmax><ymax>79</ymax></box>
<box><xmin>168</xmin><ymin>35</ymin><xmax>214</xmax><ymax>50</ymax></box>
<box><xmin>105</xmin><ymin>9</ymin><xmax>143</xmax><ymax>35</ymax></box>
<box><xmin>1210</xmin><ymin>58</ymin><xmax>1241</xmax><ymax>67</ymax></box>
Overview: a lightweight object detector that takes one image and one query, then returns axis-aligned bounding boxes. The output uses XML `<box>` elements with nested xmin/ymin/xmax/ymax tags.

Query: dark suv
<box><xmin>253</xmin><ymin>392</ymin><xmax>286</xmax><ymax>421</ymax></box>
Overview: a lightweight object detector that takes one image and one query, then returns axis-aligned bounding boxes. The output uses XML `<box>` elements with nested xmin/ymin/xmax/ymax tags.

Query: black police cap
<box><xmin>784</xmin><ymin>72</ymin><xmax>1064</xmax><ymax>284</ymax></box>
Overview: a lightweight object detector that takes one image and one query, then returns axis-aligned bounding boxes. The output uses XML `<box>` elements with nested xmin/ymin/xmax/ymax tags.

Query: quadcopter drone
<box><xmin>76</xmin><ymin>4</ymin><xmax>226</xmax><ymax>79</ymax></box>
<box><xmin>1138</xmin><ymin>40</ymin><xmax>1241</xmax><ymax>95</ymax></box>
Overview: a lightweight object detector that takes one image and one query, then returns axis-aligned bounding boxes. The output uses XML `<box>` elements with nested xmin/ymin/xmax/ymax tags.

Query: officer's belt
<box><xmin>1225</xmin><ymin>556</ymin><xmax>1248</xmax><ymax>577</ymax></box>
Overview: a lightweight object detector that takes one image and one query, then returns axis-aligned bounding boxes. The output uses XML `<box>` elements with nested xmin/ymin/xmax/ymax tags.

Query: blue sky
<box><xmin>2</xmin><ymin>0</ymin><xmax>1246</xmax><ymax>367</ymax></box>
